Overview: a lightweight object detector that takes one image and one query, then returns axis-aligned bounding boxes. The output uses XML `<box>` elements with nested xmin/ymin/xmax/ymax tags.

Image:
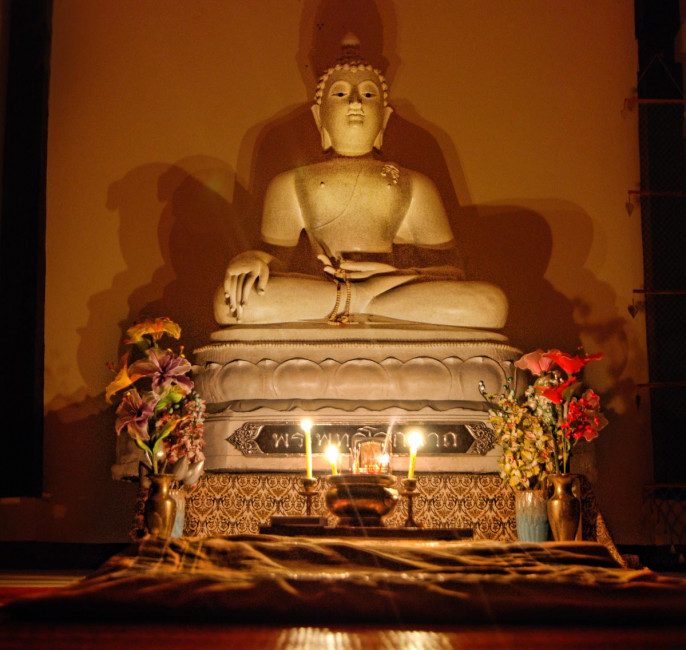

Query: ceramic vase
<box><xmin>170</xmin><ymin>489</ymin><xmax>186</xmax><ymax>538</ymax></box>
<box><xmin>514</xmin><ymin>489</ymin><xmax>549</xmax><ymax>542</ymax></box>
<box><xmin>546</xmin><ymin>473</ymin><xmax>581</xmax><ymax>541</ymax></box>
<box><xmin>144</xmin><ymin>474</ymin><xmax>177</xmax><ymax>537</ymax></box>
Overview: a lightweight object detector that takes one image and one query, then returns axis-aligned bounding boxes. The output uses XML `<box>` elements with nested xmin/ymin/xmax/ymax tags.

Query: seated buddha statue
<box><xmin>214</xmin><ymin>35</ymin><xmax>507</xmax><ymax>330</ymax></box>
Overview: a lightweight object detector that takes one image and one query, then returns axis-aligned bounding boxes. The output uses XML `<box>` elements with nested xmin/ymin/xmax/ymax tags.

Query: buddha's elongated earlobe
<box><xmin>311</xmin><ymin>104</ymin><xmax>332</xmax><ymax>151</ymax></box>
<box><xmin>373</xmin><ymin>106</ymin><xmax>394</xmax><ymax>151</ymax></box>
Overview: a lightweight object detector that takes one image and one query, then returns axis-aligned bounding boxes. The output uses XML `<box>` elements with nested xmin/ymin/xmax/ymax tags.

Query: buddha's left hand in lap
<box><xmin>317</xmin><ymin>254</ymin><xmax>397</xmax><ymax>281</ymax></box>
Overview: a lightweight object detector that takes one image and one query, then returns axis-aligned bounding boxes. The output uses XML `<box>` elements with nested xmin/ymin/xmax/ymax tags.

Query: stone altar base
<box><xmin>191</xmin><ymin>321</ymin><xmax>522</xmax><ymax>474</ymax></box>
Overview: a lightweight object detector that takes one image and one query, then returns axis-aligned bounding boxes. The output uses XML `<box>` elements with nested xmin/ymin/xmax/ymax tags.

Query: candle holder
<box><xmin>299</xmin><ymin>476</ymin><xmax>318</xmax><ymax>516</ymax></box>
<box><xmin>401</xmin><ymin>477</ymin><xmax>424</xmax><ymax>528</ymax></box>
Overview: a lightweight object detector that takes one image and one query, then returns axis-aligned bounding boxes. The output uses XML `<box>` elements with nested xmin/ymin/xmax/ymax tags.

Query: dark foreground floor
<box><xmin>0</xmin><ymin>622</ymin><xmax>685</xmax><ymax>650</ymax></box>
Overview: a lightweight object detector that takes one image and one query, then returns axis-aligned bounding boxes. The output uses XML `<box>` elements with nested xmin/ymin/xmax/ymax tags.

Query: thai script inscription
<box><xmin>248</xmin><ymin>423</ymin><xmax>479</xmax><ymax>455</ymax></box>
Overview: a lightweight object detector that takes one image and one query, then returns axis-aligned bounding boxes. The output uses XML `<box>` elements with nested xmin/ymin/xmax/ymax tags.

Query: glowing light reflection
<box><xmin>275</xmin><ymin>627</ymin><xmax>455</xmax><ymax>650</ymax></box>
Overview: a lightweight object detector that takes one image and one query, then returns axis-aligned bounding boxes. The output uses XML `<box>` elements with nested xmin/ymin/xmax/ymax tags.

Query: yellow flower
<box><xmin>124</xmin><ymin>317</ymin><xmax>181</xmax><ymax>346</ymax></box>
<box><xmin>105</xmin><ymin>352</ymin><xmax>134</xmax><ymax>404</ymax></box>
<box><xmin>105</xmin><ymin>353</ymin><xmax>144</xmax><ymax>404</ymax></box>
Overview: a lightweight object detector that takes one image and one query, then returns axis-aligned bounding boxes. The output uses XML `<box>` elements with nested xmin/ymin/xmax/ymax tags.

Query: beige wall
<box><xmin>0</xmin><ymin>0</ymin><xmax>650</xmax><ymax>544</ymax></box>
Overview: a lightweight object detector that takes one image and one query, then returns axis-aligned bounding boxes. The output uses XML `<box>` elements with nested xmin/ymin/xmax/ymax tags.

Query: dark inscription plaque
<box><xmin>228</xmin><ymin>422</ymin><xmax>494</xmax><ymax>457</ymax></box>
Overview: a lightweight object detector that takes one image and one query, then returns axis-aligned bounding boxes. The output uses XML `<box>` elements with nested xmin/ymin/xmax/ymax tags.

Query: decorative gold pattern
<box><xmin>464</xmin><ymin>422</ymin><xmax>495</xmax><ymax>455</ymax></box>
<box><xmin>227</xmin><ymin>423</ymin><xmax>263</xmax><ymax>455</ymax></box>
<box><xmin>130</xmin><ymin>472</ymin><xmax>621</xmax><ymax>563</ymax></box>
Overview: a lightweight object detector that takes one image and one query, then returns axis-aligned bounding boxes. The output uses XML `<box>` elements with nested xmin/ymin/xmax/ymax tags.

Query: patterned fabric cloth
<box><xmin>5</xmin><ymin>536</ymin><xmax>686</xmax><ymax>625</ymax></box>
<box><xmin>132</xmin><ymin>473</ymin><xmax>622</xmax><ymax>563</ymax></box>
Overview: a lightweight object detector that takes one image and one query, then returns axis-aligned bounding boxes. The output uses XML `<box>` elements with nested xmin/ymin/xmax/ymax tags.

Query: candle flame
<box><xmin>408</xmin><ymin>431</ymin><xmax>424</xmax><ymax>452</ymax></box>
<box><xmin>325</xmin><ymin>444</ymin><xmax>339</xmax><ymax>463</ymax></box>
<box><xmin>301</xmin><ymin>418</ymin><xmax>313</xmax><ymax>434</ymax></box>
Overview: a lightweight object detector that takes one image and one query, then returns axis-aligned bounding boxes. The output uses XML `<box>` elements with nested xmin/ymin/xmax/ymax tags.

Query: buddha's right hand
<box><xmin>223</xmin><ymin>250</ymin><xmax>274</xmax><ymax>321</ymax></box>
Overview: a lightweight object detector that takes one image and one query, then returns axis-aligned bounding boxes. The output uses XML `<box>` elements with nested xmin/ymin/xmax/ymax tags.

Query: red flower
<box><xmin>575</xmin><ymin>426</ymin><xmax>599</xmax><ymax>442</ymax></box>
<box><xmin>515</xmin><ymin>349</ymin><xmax>560</xmax><ymax>376</ymax></box>
<box><xmin>547</xmin><ymin>350</ymin><xmax>603</xmax><ymax>375</ymax></box>
<box><xmin>564</xmin><ymin>396</ymin><xmax>606</xmax><ymax>442</ymax></box>
<box><xmin>580</xmin><ymin>389</ymin><xmax>601</xmax><ymax>411</ymax></box>
<box><xmin>538</xmin><ymin>376</ymin><xmax>576</xmax><ymax>404</ymax></box>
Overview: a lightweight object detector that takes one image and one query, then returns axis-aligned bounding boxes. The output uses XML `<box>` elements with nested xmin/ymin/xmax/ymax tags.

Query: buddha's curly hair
<box><xmin>313</xmin><ymin>36</ymin><xmax>388</xmax><ymax>107</ymax></box>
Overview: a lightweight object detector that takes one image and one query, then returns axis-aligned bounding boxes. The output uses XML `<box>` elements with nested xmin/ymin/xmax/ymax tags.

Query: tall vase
<box><xmin>546</xmin><ymin>473</ymin><xmax>581</xmax><ymax>542</ymax></box>
<box><xmin>514</xmin><ymin>489</ymin><xmax>549</xmax><ymax>542</ymax></box>
<box><xmin>144</xmin><ymin>474</ymin><xmax>177</xmax><ymax>537</ymax></box>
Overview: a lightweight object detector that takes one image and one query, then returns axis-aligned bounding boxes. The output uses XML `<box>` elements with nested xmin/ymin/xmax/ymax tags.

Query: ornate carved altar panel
<box><xmin>131</xmin><ymin>472</ymin><xmax>617</xmax><ymax>563</ymax></box>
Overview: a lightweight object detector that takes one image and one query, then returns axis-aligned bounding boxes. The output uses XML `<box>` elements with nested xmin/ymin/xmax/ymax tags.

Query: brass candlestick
<box><xmin>401</xmin><ymin>477</ymin><xmax>424</xmax><ymax>528</ymax></box>
<box><xmin>299</xmin><ymin>477</ymin><xmax>318</xmax><ymax>516</ymax></box>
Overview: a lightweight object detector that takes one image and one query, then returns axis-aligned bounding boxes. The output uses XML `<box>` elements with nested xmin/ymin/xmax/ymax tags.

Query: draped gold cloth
<box><xmin>6</xmin><ymin>535</ymin><xmax>686</xmax><ymax>625</ymax></box>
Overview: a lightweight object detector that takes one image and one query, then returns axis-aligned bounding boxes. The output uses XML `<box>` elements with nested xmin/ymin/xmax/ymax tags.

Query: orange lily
<box><xmin>124</xmin><ymin>317</ymin><xmax>181</xmax><ymax>346</ymax></box>
<box><xmin>105</xmin><ymin>352</ymin><xmax>144</xmax><ymax>403</ymax></box>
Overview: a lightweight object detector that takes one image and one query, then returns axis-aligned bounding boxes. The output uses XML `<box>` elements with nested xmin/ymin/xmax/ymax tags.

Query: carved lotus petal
<box><xmin>273</xmin><ymin>358</ymin><xmax>324</xmax><ymax>398</ymax></box>
<box><xmin>396</xmin><ymin>357</ymin><xmax>451</xmax><ymax>400</ymax></box>
<box><xmin>457</xmin><ymin>356</ymin><xmax>508</xmax><ymax>400</ymax></box>
<box><xmin>219</xmin><ymin>360</ymin><xmax>265</xmax><ymax>399</ymax></box>
<box><xmin>333</xmin><ymin>359</ymin><xmax>389</xmax><ymax>400</ymax></box>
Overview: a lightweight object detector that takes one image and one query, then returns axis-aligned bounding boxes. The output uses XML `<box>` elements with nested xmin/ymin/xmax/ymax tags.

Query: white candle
<box><xmin>325</xmin><ymin>444</ymin><xmax>339</xmax><ymax>475</ymax></box>
<box><xmin>301</xmin><ymin>418</ymin><xmax>313</xmax><ymax>479</ymax></box>
<box><xmin>407</xmin><ymin>431</ymin><xmax>423</xmax><ymax>479</ymax></box>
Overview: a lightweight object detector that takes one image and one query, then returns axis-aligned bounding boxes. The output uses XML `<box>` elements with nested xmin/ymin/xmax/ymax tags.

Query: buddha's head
<box><xmin>311</xmin><ymin>34</ymin><xmax>393</xmax><ymax>157</ymax></box>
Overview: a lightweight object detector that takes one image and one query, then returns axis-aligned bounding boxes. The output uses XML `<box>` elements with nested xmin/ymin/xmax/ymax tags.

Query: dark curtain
<box><xmin>635</xmin><ymin>0</ymin><xmax>686</xmax><ymax>482</ymax></box>
<box><xmin>0</xmin><ymin>0</ymin><xmax>52</xmax><ymax>497</ymax></box>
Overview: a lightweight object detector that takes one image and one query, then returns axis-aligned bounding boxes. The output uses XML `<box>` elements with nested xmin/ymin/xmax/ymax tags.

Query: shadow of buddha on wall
<box><xmin>96</xmin><ymin>0</ymin><xmax>581</xmax><ymax>355</ymax></box>
<box><xmin>100</xmin><ymin>0</ymin><xmax>584</xmax><ymax>356</ymax></box>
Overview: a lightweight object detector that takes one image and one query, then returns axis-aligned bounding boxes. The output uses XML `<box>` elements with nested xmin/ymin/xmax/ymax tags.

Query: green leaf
<box><xmin>154</xmin><ymin>386</ymin><xmax>186</xmax><ymax>412</ymax></box>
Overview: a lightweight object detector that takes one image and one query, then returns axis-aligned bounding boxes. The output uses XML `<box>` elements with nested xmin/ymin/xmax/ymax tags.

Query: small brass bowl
<box><xmin>325</xmin><ymin>474</ymin><xmax>399</xmax><ymax>527</ymax></box>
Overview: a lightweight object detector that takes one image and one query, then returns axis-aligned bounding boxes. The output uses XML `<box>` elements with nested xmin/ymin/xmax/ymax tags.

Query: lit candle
<box><xmin>407</xmin><ymin>431</ymin><xmax>423</xmax><ymax>479</ymax></box>
<box><xmin>301</xmin><ymin>418</ymin><xmax>313</xmax><ymax>479</ymax></box>
<box><xmin>379</xmin><ymin>453</ymin><xmax>390</xmax><ymax>474</ymax></box>
<box><xmin>325</xmin><ymin>444</ymin><xmax>339</xmax><ymax>475</ymax></box>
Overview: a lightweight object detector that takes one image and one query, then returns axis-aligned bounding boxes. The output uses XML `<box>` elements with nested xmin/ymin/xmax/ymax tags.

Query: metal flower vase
<box><xmin>144</xmin><ymin>474</ymin><xmax>177</xmax><ymax>537</ymax></box>
<box><xmin>514</xmin><ymin>489</ymin><xmax>549</xmax><ymax>542</ymax></box>
<box><xmin>546</xmin><ymin>473</ymin><xmax>581</xmax><ymax>541</ymax></box>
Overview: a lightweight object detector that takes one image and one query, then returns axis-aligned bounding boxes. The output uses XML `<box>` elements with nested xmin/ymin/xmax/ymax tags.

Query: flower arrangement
<box><xmin>106</xmin><ymin>317</ymin><xmax>205</xmax><ymax>483</ymax></box>
<box><xmin>480</xmin><ymin>348</ymin><xmax>607</xmax><ymax>489</ymax></box>
<box><xmin>480</xmin><ymin>384</ymin><xmax>554</xmax><ymax>490</ymax></box>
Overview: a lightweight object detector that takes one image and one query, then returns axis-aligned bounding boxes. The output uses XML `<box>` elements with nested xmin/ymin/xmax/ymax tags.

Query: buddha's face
<box><xmin>313</xmin><ymin>69</ymin><xmax>392</xmax><ymax>156</ymax></box>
